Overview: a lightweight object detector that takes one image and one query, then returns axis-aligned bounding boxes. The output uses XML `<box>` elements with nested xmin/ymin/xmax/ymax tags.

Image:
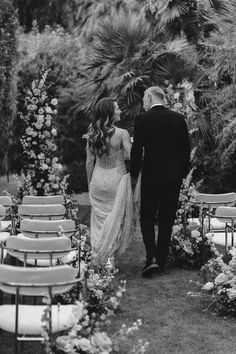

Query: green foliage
<box><xmin>76</xmin><ymin>9</ymin><xmax>202</xmax><ymax>135</ymax></box>
<box><xmin>0</xmin><ymin>0</ymin><xmax>18</xmax><ymax>176</ymax></box>
<box><xmin>194</xmin><ymin>6</ymin><xmax>236</xmax><ymax>192</ymax></box>
<box><xmin>15</xmin><ymin>25</ymin><xmax>88</xmax><ymax>192</ymax></box>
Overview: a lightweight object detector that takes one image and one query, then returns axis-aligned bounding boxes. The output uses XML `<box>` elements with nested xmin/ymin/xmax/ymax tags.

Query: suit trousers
<box><xmin>140</xmin><ymin>177</ymin><xmax>181</xmax><ymax>270</ymax></box>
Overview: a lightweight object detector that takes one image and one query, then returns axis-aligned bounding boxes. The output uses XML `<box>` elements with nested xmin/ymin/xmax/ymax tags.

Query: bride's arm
<box><xmin>86</xmin><ymin>143</ymin><xmax>95</xmax><ymax>186</ymax></box>
<box><xmin>121</xmin><ymin>129</ymin><xmax>132</xmax><ymax>160</ymax></box>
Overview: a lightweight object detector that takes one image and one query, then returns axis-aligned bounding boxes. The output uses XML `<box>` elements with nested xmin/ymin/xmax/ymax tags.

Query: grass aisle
<box><xmin>113</xmin><ymin>233</ymin><xmax>236</xmax><ymax>354</ymax></box>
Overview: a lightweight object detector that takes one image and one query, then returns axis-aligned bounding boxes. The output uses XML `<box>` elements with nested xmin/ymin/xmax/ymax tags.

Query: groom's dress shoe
<box><xmin>142</xmin><ymin>258</ymin><xmax>159</xmax><ymax>278</ymax></box>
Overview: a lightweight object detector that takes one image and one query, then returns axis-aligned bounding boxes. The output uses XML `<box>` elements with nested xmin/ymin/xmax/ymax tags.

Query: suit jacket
<box><xmin>130</xmin><ymin>105</ymin><xmax>190</xmax><ymax>185</ymax></box>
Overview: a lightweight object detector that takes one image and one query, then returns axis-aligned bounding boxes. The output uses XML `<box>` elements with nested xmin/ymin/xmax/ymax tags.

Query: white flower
<box><xmin>215</xmin><ymin>273</ymin><xmax>229</xmax><ymax>285</ymax></box>
<box><xmin>35</xmin><ymin>122</ymin><xmax>43</xmax><ymax>130</ymax></box>
<box><xmin>36</xmin><ymin>182</ymin><xmax>42</xmax><ymax>188</ymax></box>
<box><xmin>45</xmin><ymin>120</ymin><xmax>51</xmax><ymax>127</ymax></box>
<box><xmin>202</xmin><ymin>282</ymin><xmax>214</xmax><ymax>291</ymax></box>
<box><xmin>227</xmin><ymin>288</ymin><xmax>236</xmax><ymax>300</ymax></box>
<box><xmin>38</xmin><ymin>108</ymin><xmax>44</xmax><ymax>114</ymax></box>
<box><xmin>75</xmin><ymin>338</ymin><xmax>94</xmax><ymax>353</ymax></box>
<box><xmin>173</xmin><ymin>102</ymin><xmax>182</xmax><ymax>110</ymax></box>
<box><xmin>51</xmin><ymin>98</ymin><xmax>58</xmax><ymax>106</ymax></box>
<box><xmin>172</xmin><ymin>225</ymin><xmax>181</xmax><ymax>233</ymax></box>
<box><xmin>42</xmin><ymin>163</ymin><xmax>49</xmax><ymax>170</ymax></box>
<box><xmin>51</xmin><ymin>128</ymin><xmax>57</xmax><ymax>136</ymax></box>
<box><xmin>52</xmin><ymin>157</ymin><xmax>58</xmax><ymax>163</ymax></box>
<box><xmin>43</xmin><ymin>131</ymin><xmax>51</xmax><ymax>138</ymax></box>
<box><xmin>31</xmin><ymin>97</ymin><xmax>38</xmax><ymax>104</ymax></box>
<box><xmin>173</xmin><ymin>92</ymin><xmax>180</xmax><ymax>100</ymax></box>
<box><xmin>191</xmin><ymin>229</ymin><xmax>200</xmax><ymax>238</ymax></box>
<box><xmin>27</xmin><ymin>104</ymin><xmax>37</xmax><ymax>111</ymax></box>
<box><xmin>29</xmin><ymin>151</ymin><xmax>35</xmax><ymax>159</ymax></box>
<box><xmin>26</xmin><ymin>127</ymin><xmax>33</xmax><ymax>136</ymax></box>
<box><xmin>33</xmin><ymin>89</ymin><xmax>40</xmax><ymax>96</ymax></box>
<box><xmin>45</xmin><ymin>106</ymin><xmax>52</xmax><ymax>114</ymax></box>
<box><xmin>50</xmin><ymin>143</ymin><xmax>57</xmax><ymax>151</ymax></box>
<box><xmin>109</xmin><ymin>296</ymin><xmax>119</xmax><ymax>309</ymax></box>
<box><xmin>90</xmin><ymin>332</ymin><xmax>112</xmax><ymax>352</ymax></box>
<box><xmin>37</xmin><ymin>153</ymin><xmax>44</xmax><ymax>160</ymax></box>
<box><xmin>36</xmin><ymin>115</ymin><xmax>44</xmax><ymax>123</ymax></box>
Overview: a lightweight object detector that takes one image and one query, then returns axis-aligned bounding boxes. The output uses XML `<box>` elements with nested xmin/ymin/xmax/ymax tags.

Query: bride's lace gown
<box><xmin>89</xmin><ymin>148</ymin><xmax>133</xmax><ymax>261</ymax></box>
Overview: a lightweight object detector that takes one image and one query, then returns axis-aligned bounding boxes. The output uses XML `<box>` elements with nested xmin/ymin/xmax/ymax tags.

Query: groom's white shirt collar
<box><xmin>150</xmin><ymin>104</ymin><xmax>164</xmax><ymax>108</ymax></box>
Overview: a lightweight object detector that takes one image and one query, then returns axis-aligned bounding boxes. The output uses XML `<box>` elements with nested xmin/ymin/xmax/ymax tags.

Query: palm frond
<box><xmin>159</xmin><ymin>0</ymin><xmax>189</xmax><ymax>25</ymax></box>
<box><xmin>87</xmin><ymin>10</ymin><xmax>150</xmax><ymax>68</ymax></box>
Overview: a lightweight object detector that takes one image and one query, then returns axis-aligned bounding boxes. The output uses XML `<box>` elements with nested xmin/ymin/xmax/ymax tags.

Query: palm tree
<box><xmin>77</xmin><ymin>8</ymin><xmax>202</xmax><ymax>133</ymax></box>
<box><xmin>144</xmin><ymin>0</ymin><xmax>230</xmax><ymax>44</ymax></box>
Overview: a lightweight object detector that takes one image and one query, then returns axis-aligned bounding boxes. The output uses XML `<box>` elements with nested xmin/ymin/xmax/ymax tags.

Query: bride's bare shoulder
<box><xmin>116</xmin><ymin>127</ymin><xmax>130</xmax><ymax>137</ymax></box>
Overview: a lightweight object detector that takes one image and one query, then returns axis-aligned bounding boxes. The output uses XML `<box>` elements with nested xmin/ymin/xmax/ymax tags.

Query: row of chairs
<box><xmin>190</xmin><ymin>192</ymin><xmax>236</xmax><ymax>281</ymax></box>
<box><xmin>0</xmin><ymin>195</ymin><xmax>83</xmax><ymax>354</ymax></box>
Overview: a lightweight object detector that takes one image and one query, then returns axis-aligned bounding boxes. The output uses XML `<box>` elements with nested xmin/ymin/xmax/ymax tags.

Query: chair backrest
<box><xmin>0</xmin><ymin>264</ymin><xmax>77</xmax><ymax>296</ymax></box>
<box><xmin>0</xmin><ymin>196</ymin><xmax>13</xmax><ymax>207</ymax></box>
<box><xmin>18</xmin><ymin>204</ymin><xmax>66</xmax><ymax>220</ymax></box>
<box><xmin>215</xmin><ymin>206</ymin><xmax>236</xmax><ymax>223</ymax></box>
<box><xmin>22</xmin><ymin>195</ymin><xmax>65</xmax><ymax>205</ymax></box>
<box><xmin>0</xmin><ymin>205</ymin><xmax>6</xmax><ymax>221</ymax></box>
<box><xmin>6</xmin><ymin>236</ymin><xmax>72</xmax><ymax>260</ymax></box>
<box><xmin>20</xmin><ymin>219</ymin><xmax>76</xmax><ymax>238</ymax></box>
<box><xmin>193</xmin><ymin>192</ymin><xmax>236</xmax><ymax>208</ymax></box>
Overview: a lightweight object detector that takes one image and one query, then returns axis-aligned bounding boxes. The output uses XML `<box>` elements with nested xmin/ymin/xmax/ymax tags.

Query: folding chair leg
<box><xmin>201</xmin><ymin>210</ymin><xmax>206</xmax><ymax>282</ymax></box>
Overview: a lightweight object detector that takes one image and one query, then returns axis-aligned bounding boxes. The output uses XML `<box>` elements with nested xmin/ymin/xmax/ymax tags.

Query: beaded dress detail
<box><xmin>89</xmin><ymin>149</ymin><xmax>133</xmax><ymax>261</ymax></box>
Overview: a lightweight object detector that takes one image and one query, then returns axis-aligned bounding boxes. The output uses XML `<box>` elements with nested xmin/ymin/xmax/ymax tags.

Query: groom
<box><xmin>130</xmin><ymin>86</ymin><xmax>190</xmax><ymax>278</ymax></box>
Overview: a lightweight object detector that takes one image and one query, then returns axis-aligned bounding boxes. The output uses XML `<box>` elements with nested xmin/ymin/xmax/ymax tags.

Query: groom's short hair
<box><xmin>145</xmin><ymin>86</ymin><xmax>165</xmax><ymax>100</ymax></box>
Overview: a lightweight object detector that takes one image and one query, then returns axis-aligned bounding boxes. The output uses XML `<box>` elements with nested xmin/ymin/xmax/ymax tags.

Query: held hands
<box><xmin>131</xmin><ymin>177</ymin><xmax>138</xmax><ymax>192</ymax></box>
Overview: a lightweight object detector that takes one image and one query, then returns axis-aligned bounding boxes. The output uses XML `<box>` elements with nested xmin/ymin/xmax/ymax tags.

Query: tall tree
<box><xmin>0</xmin><ymin>0</ymin><xmax>18</xmax><ymax>179</ymax></box>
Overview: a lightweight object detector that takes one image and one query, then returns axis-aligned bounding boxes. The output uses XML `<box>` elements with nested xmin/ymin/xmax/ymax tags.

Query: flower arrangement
<box><xmin>168</xmin><ymin>170</ymin><xmax>218</xmax><ymax>268</ymax></box>
<box><xmin>55</xmin><ymin>299</ymin><xmax>149</xmax><ymax>354</ymax></box>
<box><xmin>42</xmin><ymin>258</ymin><xmax>149</xmax><ymax>354</ymax></box>
<box><xmin>42</xmin><ymin>294</ymin><xmax>149</xmax><ymax>354</ymax></box>
<box><xmin>15</xmin><ymin>71</ymin><xmax>69</xmax><ymax>197</ymax></box>
<box><xmin>199</xmin><ymin>249</ymin><xmax>236</xmax><ymax>316</ymax></box>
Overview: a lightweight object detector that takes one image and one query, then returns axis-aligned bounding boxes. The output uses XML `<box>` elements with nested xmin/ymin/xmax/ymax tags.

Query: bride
<box><xmin>85</xmin><ymin>97</ymin><xmax>133</xmax><ymax>261</ymax></box>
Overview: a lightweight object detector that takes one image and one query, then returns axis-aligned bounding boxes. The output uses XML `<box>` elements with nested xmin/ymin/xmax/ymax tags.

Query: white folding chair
<box><xmin>4</xmin><ymin>236</ymin><xmax>78</xmax><ymax>267</ymax></box>
<box><xmin>22</xmin><ymin>195</ymin><xmax>72</xmax><ymax>218</ymax></box>
<box><xmin>206</xmin><ymin>206</ymin><xmax>236</xmax><ymax>252</ymax></box>
<box><xmin>190</xmin><ymin>192</ymin><xmax>236</xmax><ymax>232</ymax></box>
<box><xmin>18</xmin><ymin>204</ymin><xmax>66</xmax><ymax>221</ymax></box>
<box><xmin>0</xmin><ymin>206</ymin><xmax>10</xmax><ymax>262</ymax></box>
<box><xmin>18</xmin><ymin>219</ymin><xmax>76</xmax><ymax>239</ymax></box>
<box><xmin>22</xmin><ymin>195</ymin><xmax>66</xmax><ymax>205</ymax></box>
<box><xmin>0</xmin><ymin>264</ymin><xmax>82</xmax><ymax>354</ymax></box>
<box><xmin>190</xmin><ymin>192</ymin><xmax>236</xmax><ymax>281</ymax></box>
<box><xmin>0</xmin><ymin>196</ymin><xmax>14</xmax><ymax>233</ymax></box>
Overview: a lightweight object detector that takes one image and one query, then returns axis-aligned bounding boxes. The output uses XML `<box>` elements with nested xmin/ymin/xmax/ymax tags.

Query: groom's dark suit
<box><xmin>130</xmin><ymin>105</ymin><xmax>190</xmax><ymax>271</ymax></box>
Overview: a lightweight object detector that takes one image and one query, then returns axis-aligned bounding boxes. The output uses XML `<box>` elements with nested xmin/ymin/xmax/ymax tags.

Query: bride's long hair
<box><xmin>87</xmin><ymin>97</ymin><xmax>116</xmax><ymax>157</ymax></box>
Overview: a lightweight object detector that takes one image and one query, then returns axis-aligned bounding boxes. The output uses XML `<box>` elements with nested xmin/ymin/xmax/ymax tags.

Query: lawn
<box><xmin>0</xmin><ymin>177</ymin><xmax>236</xmax><ymax>353</ymax></box>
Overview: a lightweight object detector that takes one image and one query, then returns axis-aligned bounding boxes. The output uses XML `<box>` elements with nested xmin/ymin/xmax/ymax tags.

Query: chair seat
<box><xmin>15</xmin><ymin>250</ymin><xmax>77</xmax><ymax>266</ymax></box>
<box><xmin>0</xmin><ymin>304</ymin><xmax>78</xmax><ymax>334</ymax></box>
<box><xmin>0</xmin><ymin>221</ymin><xmax>11</xmax><ymax>231</ymax></box>
<box><xmin>0</xmin><ymin>232</ymin><xmax>10</xmax><ymax>242</ymax></box>
<box><xmin>206</xmin><ymin>232</ymin><xmax>234</xmax><ymax>247</ymax></box>
<box><xmin>188</xmin><ymin>218</ymin><xmax>226</xmax><ymax>231</ymax></box>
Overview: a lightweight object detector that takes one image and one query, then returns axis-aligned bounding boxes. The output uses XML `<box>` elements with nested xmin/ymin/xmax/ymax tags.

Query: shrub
<box><xmin>0</xmin><ymin>0</ymin><xmax>18</xmax><ymax>177</ymax></box>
